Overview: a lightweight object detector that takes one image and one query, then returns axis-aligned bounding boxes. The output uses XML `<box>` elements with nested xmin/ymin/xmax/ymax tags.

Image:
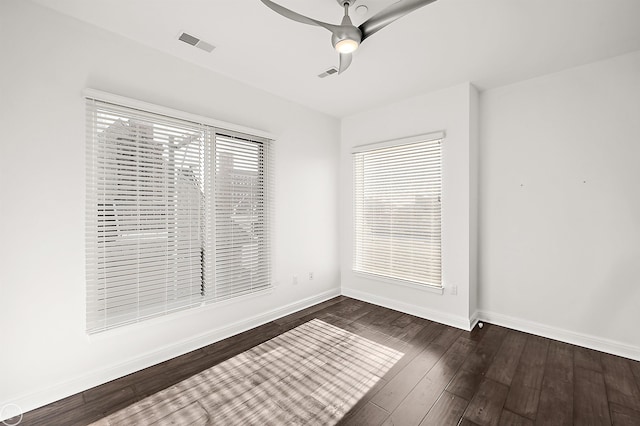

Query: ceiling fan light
<box><xmin>335</xmin><ymin>38</ymin><xmax>359</xmax><ymax>54</ymax></box>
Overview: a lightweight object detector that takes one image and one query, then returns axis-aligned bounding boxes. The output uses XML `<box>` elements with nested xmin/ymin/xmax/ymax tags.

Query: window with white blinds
<box><xmin>353</xmin><ymin>134</ymin><xmax>442</xmax><ymax>288</ymax></box>
<box><xmin>86</xmin><ymin>96</ymin><xmax>272</xmax><ymax>333</ymax></box>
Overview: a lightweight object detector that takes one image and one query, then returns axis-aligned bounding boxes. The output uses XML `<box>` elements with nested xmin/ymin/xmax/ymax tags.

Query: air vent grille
<box><xmin>318</xmin><ymin>67</ymin><xmax>339</xmax><ymax>78</ymax></box>
<box><xmin>179</xmin><ymin>32</ymin><xmax>199</xmax><ymax>46</ymax></box>
<box><xmin>178</xmin><ymin>32</ymin><xmax>216</xmax><ymax>53</ymax></box>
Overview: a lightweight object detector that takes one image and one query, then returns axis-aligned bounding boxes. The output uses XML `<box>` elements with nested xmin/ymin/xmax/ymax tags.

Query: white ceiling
<box><xmin>32</xmin><ymin>0</ymin><xmax>640</xmax><ymax>117</ymax></box>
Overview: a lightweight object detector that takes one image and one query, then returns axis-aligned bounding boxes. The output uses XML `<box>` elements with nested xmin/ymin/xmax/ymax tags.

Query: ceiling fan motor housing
<box><xmin>331</xmin><ymin>25</ymin><xmax>362</xmax><ymax>48</ymax></box>
<box><xmin>331</xmin><ymin>12</ymin><xmax>362</xmax><ymax>49</ymax></box>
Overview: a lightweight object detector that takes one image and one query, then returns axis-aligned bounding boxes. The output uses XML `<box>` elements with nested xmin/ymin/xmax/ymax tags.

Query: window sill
<box><xmin>352</xmin><ymin>271</ymin><xmax>444</xmax><ymax>295</ymax></box>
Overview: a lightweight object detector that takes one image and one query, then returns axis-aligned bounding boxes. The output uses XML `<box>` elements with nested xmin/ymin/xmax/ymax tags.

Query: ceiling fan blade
<box><xmin>359</xmin><ymin>0</ymin><xmax>438</xmax><ymax>42</ymax></box>
<box><xmin>260</xmin><ymin>0</ymin><xmax>341</xmax><ymax>34</ymax></box>
<box><xmin>338</xmin><ymin>53</ymin><xmax>353</xmax><ymax>74</ymax></box>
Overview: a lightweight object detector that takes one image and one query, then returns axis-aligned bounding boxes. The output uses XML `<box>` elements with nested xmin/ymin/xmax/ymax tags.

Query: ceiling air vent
<box><xmin>318</xmin><ymin>67</ymin><xmax>338</xmax><ymax>78</ymax></box>
<box><xmin>178</xmin><ymin>32</ymin><xmax>216</xmax><ymax>53</ymax></box>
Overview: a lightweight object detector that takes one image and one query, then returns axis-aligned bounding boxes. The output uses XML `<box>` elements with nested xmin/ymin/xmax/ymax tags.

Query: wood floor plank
<box><xmin>387</xmin><ymin>336</ymin><xmax>476</xmax><ymax>425</ymax></box>
<box><xmin>459</xmin><ymin>419</ymin><xmax>482</xmax><ymax>426</ymax></box>
<box><xmin>510</xmin><ymin>335</ymin><xmax>549</xmax><ymax>390</ymax></box>
<box><xmin>431</xmin><ymin>326</ymin><xmax>464</xmax><ymax>350</ymax></box>
<box><xmin>498</xmin><ymin>409</ymin><xmax>534</xmax><ymax>426</ymax></box>
<box><xmin>629</xmin><ymin>357</ymin><xmax>640</xmax><ymax>386</ymax></box>
<box><xmin>535</xmin><ymin>374</ymin><xmax>573</xmax><ymax>426</ymax></box>
<box><xmin>337</xmin><ymin>378</ymin><xmax>389</xmax><ymax>425</ymax></box>
<box><xmin>379</xmin><ymin>321</ymin><xmax>446</xmax><ymax>382</ymax></box>
<box><xmin>610</xmin><ymin>402</ymin><xmax>640</xmax><ymax>426</ymax></box>
<box><xmin>419</xmin><ymin>391</ymin><xmax>468</xmax><ymax>426</ymax></box>
<box><xmin>19</xmin><ymin>393</ymin><xmax>86</xmax><ymax>424</ymax></box>
<box><xmin>463</xmin><ymin>378</ymin><xmax>509</xmax><ymax>426</ymax></box>
<box><xmin>543</xmin><ymin>340</ymin><xmax>574</xmax><ymax>385</ymax></box>
<box><xmin>459</xmin><ymin>325</ymin><xmax>508</xmax><ymax>375</ymax></box>
<box><xmin>149</xmin><ymin>400</ymin><xmax>209</xmax><ymax>426</ymax></box>
<box><xmin>83</xmin><ymin>374</ymin><xmax>139</xmax><ymax>404</ymax></box>
<box><xmin>573</xmin><ymin>366</ymin><xmax>611</xmax><ymax>425</ymax></box>
<box><xmin>386</xmin><ymin>314</ymin><xmax>430</xmax><ymax>342</ymax></box>
<box><xmin>408</xmin><ymin>321</ymin><xmax>448</xmax><ymax>349</ymax></box>
<box><xmin>316</xmin><ymin>312</ymin><xmax>355</xmax><ymax>330</ymax></box>
<box><xmin>503</xmin><ymin>336</ymin><xmax>548</xmax><ymax>420</ymax></box>
<box><xmin>280</xmin><ymin>299</ymin><xmax>366</xmax><ymax>332</ymax></box>
<box><xmin>338</xmin><ymin>402</ymin><xmax>389</xmax><ymax>426</ymax></box>
<box><xmin>504</xmin><ymin>384</ymin><xmax>540</xmax><ymax>420</ymax></box>
<box><xmin>201</xmin><ymin>321</ymin><xmax>283</xmax><ymax>361</ymax></box>
<box><xmin>574</xmin><ymin>345</ymin><xmax>603</xmax><ymax>372</ymax></box>
<box><xmin>446</xmin><ymin>368</ymin><xmax>484</xmax><ymax>401</ymax></box>
<box><xmin>485</xmin><ymin>330</ymin><xmax>527</xmax><ymax>386</ymax></box>
<box><xmin>370</xmin><ymin>343</ymin><xmax>448</xmax><ymax>412</ymax></box>
<box><xmin>332</xmin><ymin>300</ymin><xmax>376</xmax><ymax>323</ymax></box>
<box><xmin>600</xmin><ymin>352</ymin><xmax>640</xmax><ymax>412</ymax></box>
<box><xmin>62</xmin><ymin>386</ymin><xmax>136</xmax><ymax>426</ymax></box>
<box><xmin>133</xmin><ymin>350</ymin><xmax>215</xmax><ymax>398</ymax></box>
<box><xmin>356</xmin><ymin>305</ymin><xmax>404</xmax><ymax>331</ymax></box>
<box><xmin>341</xmin><ymin>320</ymin><xmax>399</xmax><ymax>348</ymax></box>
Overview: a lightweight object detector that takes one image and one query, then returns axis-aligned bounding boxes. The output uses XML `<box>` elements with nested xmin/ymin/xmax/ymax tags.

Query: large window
<box><xmin>86</xmin><ymin>94</ymin><xmax>272</xmax><ymax>333</ymax></box>
<box><xmin>353</xmin><ymin>133</ymin><xmax>442</xmax><ymax>288</ymax></box>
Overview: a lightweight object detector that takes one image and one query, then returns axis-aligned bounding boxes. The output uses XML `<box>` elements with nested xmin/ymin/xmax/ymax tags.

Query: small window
<box><xmin>86</xmin><ymin>95</ymin><xmax>273</xmax><ymax>333</ymax></box>
<box><xmin>353</xmin><ymin>134</ymin><xmax>442</xmax><ymax>288</ymax></box>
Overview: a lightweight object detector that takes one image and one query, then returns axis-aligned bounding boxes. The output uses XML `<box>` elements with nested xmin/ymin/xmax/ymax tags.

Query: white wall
<box><xmin>0</xmin><ymin>0</ymin><xmax>340</xmax><ymax>413</ymax></box>
<box><xmin>479</xmin><ymin>50</ymin><xmax>640</xmax><ymax>360</ymax></box>
<box><xmin>340</xmin><ymin>83</ymin><xmax>479</xmax><ymax>330</ymax></box>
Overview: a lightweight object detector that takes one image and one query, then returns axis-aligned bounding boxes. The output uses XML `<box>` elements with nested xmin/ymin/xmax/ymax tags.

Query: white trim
<box><xmin>83</xmin><ymin>88</ymin><xmax>275</xmax><ymax>140</ymax></box>
<box><xmin>352</xmin><ymin>271</ymin><xmax>444</xmax><ymax>295</ymax></box>
<box><xmin>351</xmin><ymin>131</ymin><xmax>445</xmax><ymax>153</ymax></box>
<box><xmin>469</xmin><ymin>310</ymin><xmax>480</xmax><ymax>331</ymax></box>
<box><xmin>477</xmin><ymin>310</ymin><xmax>640</xmax><ymax>362</ymax></box>
<box><xmin>341</xmin><ymin>287</ymin><xmax>472</xmax><ymax>331</ymax></box>
<box><xmin>1</xmin><ymin>289</ymin><xmax>340</xmax><ymax>417</ymax></box>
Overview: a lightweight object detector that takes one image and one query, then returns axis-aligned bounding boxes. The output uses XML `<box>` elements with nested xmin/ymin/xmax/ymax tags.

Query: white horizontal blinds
<box><xmin>211</xmin><ymin>132</ymin><xmax>272</xmax><ymax>301</ymax></box>
<box><xmin>353</xmin><ymin>138</ymin><xmax>442</xmax><ymax>287</ymax></box>
<box><xmin>86</xmin><ymin>99</ymin><xmax>209</xmax><ymax>333</ymax></box>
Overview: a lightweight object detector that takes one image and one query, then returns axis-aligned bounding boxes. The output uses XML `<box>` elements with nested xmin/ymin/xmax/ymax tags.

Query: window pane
<box><xmin>210</xmin><ymin>134</ymin><xmax>272</xmax><ymax>301</ymax></box>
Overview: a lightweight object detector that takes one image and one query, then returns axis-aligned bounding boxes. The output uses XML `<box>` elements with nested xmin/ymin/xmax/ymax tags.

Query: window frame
<box><xmin>352</xmin><ymin>132</ymin><xmax>444</xmax><ymax>295</ymax></box>
<box><xmin>85</xmin><ymin>89</ymin><xmax>274</xmax><ymax>334</ymax></box>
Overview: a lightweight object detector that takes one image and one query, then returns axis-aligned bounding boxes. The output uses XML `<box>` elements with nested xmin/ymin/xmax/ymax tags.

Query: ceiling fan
<box><xmin>259</xmin><ymin>0</ymin><xmax>438</xmax><ymax>74</ymax></box>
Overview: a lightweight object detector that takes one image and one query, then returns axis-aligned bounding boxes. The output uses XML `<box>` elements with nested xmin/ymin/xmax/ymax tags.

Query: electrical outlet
<box><xmin>292</xmin><ymin>275</ymin><xmax>298</xmax><ymax>285</ymax></box>
<box><xmin>450</xmin><ymin>285</ymin><xmax>458</xmax><ymax>295</ymax></box>
<box><xmin>309</xmin><ymin>272</ymin><xmax>314</xmax><ymax>280</ymax></box>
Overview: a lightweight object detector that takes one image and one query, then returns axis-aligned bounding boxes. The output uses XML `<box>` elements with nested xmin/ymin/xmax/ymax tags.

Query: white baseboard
<box><xmin>3</xmin><ymin>288</ymin><xmax>341</xmax><ymax>418</ymax></box>
<box><xmin>341</xmin><ymin>287</ymin><xmax>474</xmax><ymax>331</ymax></box>
<box><xmin>477</xmin><ymin>310</ymin><xmax>640</xmax><ymax>362</ymax></box>
<box><xmin>339</xmin><ymin>291</ymin><xmax>640</xmax><ymax>361</ymax></box>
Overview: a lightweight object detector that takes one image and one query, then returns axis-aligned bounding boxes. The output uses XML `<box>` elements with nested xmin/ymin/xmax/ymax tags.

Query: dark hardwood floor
<box><xmin>15</xmin><ymin>296</ymin><xmax>640</xmax><ymax>425</ymax></box>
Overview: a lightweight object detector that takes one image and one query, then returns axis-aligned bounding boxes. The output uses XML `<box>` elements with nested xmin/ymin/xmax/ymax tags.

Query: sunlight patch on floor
<box><xmin>92</xmin><ymin>319</ymin><xmax>404</xmax><ymax>425</ymax></box>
